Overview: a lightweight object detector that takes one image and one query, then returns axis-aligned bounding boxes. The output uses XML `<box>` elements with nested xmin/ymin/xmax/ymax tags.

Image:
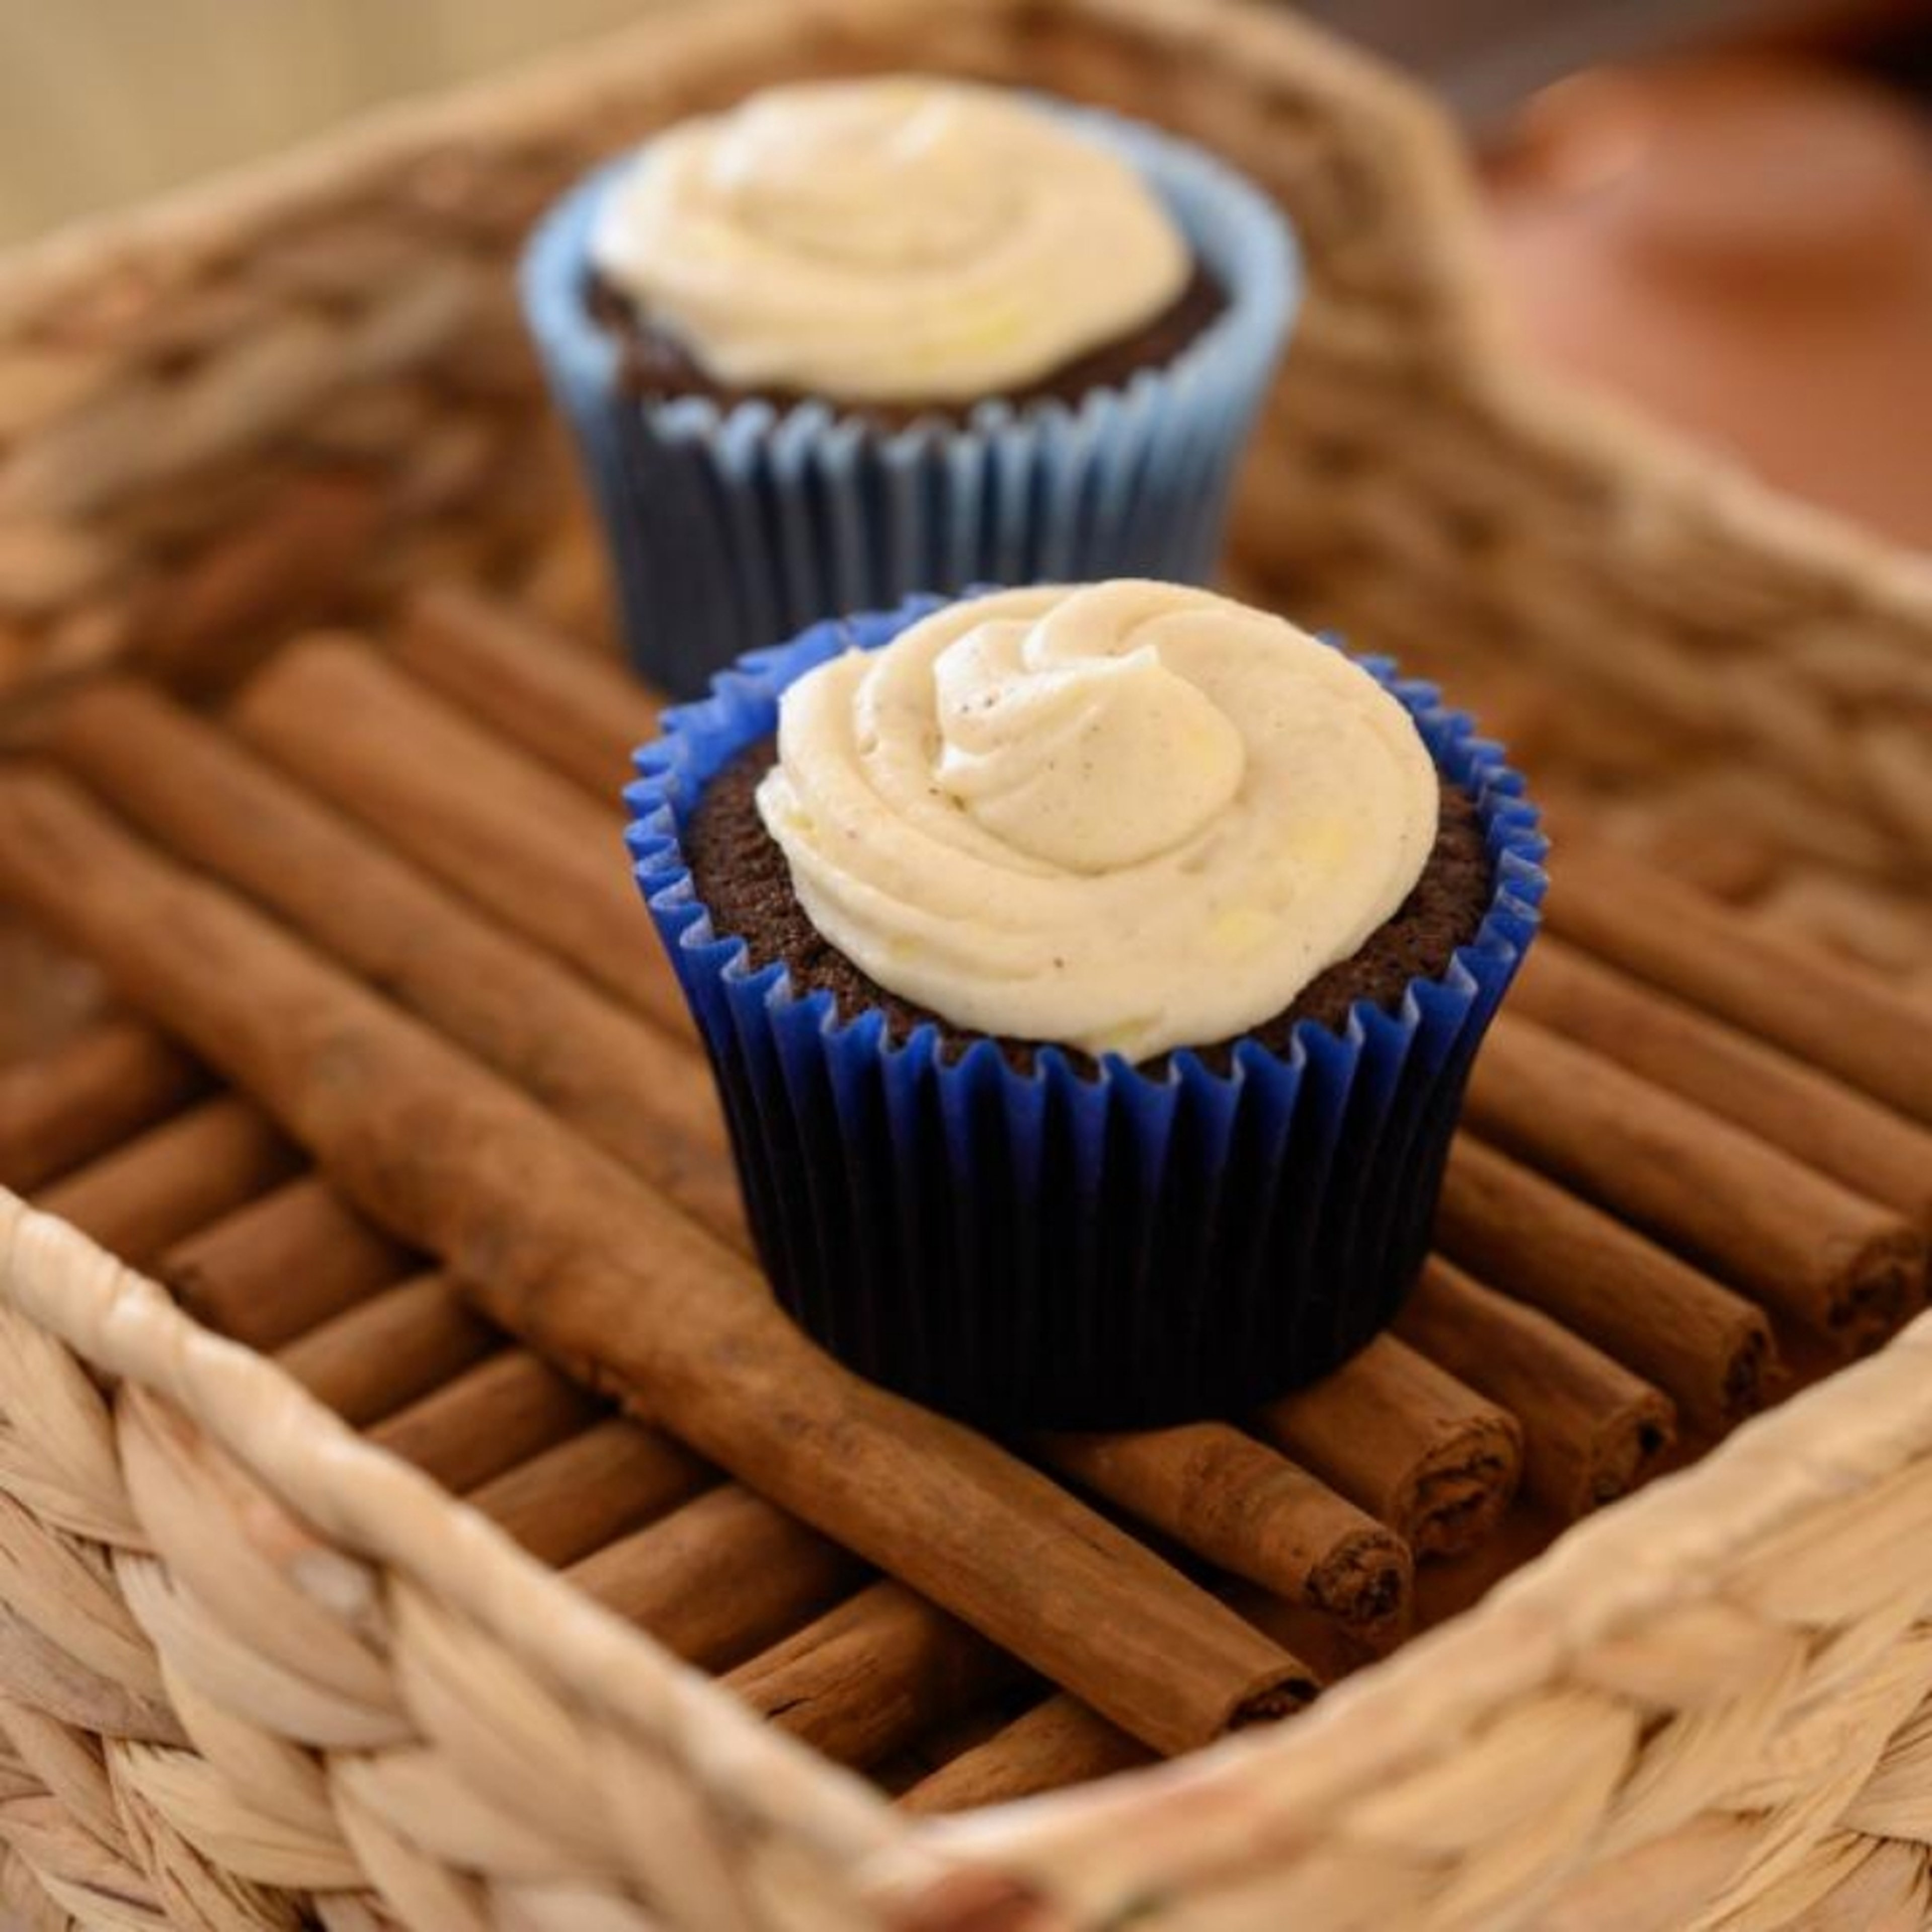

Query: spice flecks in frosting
<box><xmin>755</xmin><ymin>582</ymin><xmax>1441</xmax><ymax>1061</ymax></box>
<box><xmin>931</xmin><ymin>616</ymin><xmax>1247</xmax><ymax>871</ymax></box>
<box><xmin>589</xmin><ymin>77</ymin><xmax>1189</xmax><ymax>403</ymax></box>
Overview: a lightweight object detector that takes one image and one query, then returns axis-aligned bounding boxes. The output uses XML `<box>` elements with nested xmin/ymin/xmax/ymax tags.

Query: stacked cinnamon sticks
<box><xmin>2</xmin><ymin>585</ymin><xmax>1926</xmax><ymax>1809</ymax></box>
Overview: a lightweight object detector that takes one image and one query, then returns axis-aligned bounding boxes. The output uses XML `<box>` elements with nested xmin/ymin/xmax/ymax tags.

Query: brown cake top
<box><xmin>689</xmin><ymin>738</ymin><xmax>1491</xmax><ymax>1076</ymax></box>
<box><xmin>587</xmin><ymin>264</ymin><xmax>1225</xmax><ymax>427</ymax></box>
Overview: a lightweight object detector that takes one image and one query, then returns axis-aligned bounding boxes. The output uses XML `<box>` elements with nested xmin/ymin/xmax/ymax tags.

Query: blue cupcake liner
<box><xmin>523</xmin><ymin>101</ymin><xmax>1299</xmax><ymax>697</ymax></box>
<box><xmin>624</xmin><ymin>597</ymin><xmax>1548</xmax><ymax>1429</ymax></box>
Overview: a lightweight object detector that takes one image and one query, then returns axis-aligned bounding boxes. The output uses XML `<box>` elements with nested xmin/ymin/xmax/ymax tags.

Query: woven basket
<box><xmin>2</xmin><ymin>2</ymin><xmax>1931</xmax><ymax>1928</ymax></box>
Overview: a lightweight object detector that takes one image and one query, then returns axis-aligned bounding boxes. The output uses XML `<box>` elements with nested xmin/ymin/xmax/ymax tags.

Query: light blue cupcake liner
<box><xmin>623</xmin><ymin>595</ymin><xmax>1548</xmax><ymax>1429</ymax></box>
<box><xmin>523</xmin><ymin>101</ymin><xmax>1299</xmax><ymax>696</ymax></box>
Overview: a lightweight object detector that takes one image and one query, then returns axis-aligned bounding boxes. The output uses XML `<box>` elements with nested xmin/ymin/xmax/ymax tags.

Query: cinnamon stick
<box><xmin>1438</xmin><ymin>1138</ymin><xmax>1774</xmax><ymax>1434</ymax></box>
<box><xmin>1039</xmin><ymin>1425</ymin><xmax>1411</xmax><ymax>1636</ymax></box>
<box><xmin>266</xmin><ymin>1261</ymin><xmax>886</xmax><ymax>1616</ymax></box>
<box><xmin>369</xmin><ymin>1352</ymin><xmax>600</xmax><ymax>1494</ymax></box>
<box><xmin>726</xmin><ymin>1580</ymin><xmax>1022</xmax><ymax>1769</ymax></box>
<box><xmin>1395</xmin><ymin>1258</ymin><xmax>1675</xmax><ymax>1518</ymax></box>
<box><xmin>160</xmin><ymin>1175</ymin><xmax>415</xmax><ymax>1350</ymax></box>
<box><xmin>1226</xmin><ymin>1585</ymin><xmax>1381</xmax><ymax>1684</ymax></box>
<box><xmin>0</xmin><ymin>772</ymin><xmax>1304</xmax><ymax>1754</ymax></box>
<box><xmin>880</xmin><ymin>1707</ymin><xmax>1018</xmax><ymax>1796</ymax></box>
<box><xmin>275</xmin><ymin>1272</ymin><xmax>497</xmax><ymax>1427</ymax></box>
<box><xmin>1549</xmin><ymin>843</ymin><xmax>1932</xmax><ymax>1127</ymax></box>
<box><xmin>36</xmin><ymin>1096</ymin><xmax>299</xmax><ymax>1267</ymax></box>
<box><xmin>890</xmin><ymin>1571</ymin><xmax>1341</xmax><ymax>1814</ymax></box>
<box><xmin>130</xmin><ymin>470</ymin><xmax>381</xmax><ymax>694</ymax></box>
<box><xmin>1627</xmin><ymin>807</ymin><xmax>1782</xmax><ymax>903</ymax></box>
<box><xmin>1254</xmin><ymin>1337</ymin><xmax>1522</xmax><ymax>1559</ymax></box>
<box><xmin>318</xmin><ymin>1300</ymin><xmax>719</xmax><ymax>1565</ymax></box>
<box><xmin>256</xmin><ymin>1180</ymin><xmax>1030</xmax><ymax>1716</ymax></box>
<box><xmin>466</xmin><ymin>1419</ymin><xmax>714</xmax><ymax>1568</ymax></box>
<box><xmin>898</xmin><ymin>1696</ymin><xmax>1154</xmax><ymax>1814</ymax></box>
<box><xmin>1472</xmin><ymin>1016</ymin><xmax>1926</xmax><ymax>1349</ymax></box>
<box><xmin>568</xmin><ymin>1486</ymin><xmax>863</xmax><ymax>1672</ymax></box>
<box><xmin>1514</xmin><ymin>936</ymin><xmax>1932</xmax><ymax>1228</ymax></box>
<box><xmin>228</xmin><ymin>637</ymin><xmax>688</xmax><ymax>1038</ymax></box>
<box><xmin>395</xmin><ymin>586</ymin><xmax>663</xmax><ymax>797</ymax></box>
<box><xmin>1413</xmin><ymin>1507</ymin><xmax>1562</xmax><ymax>1633</ymax></box>
<box><xmin>52</xmin><ymin>680</ymin><xmax>741</xmax><ymax>1247</ymax></box>
<box><xmin>0</xmin><ymin>1017</ymin><xmax>205</xmax><ymax>1192</ymax></box>
<box><xmin>445</xmin><ymin>1391</ymin><xmax>1019</xmax><ymax>1713</ymax></box>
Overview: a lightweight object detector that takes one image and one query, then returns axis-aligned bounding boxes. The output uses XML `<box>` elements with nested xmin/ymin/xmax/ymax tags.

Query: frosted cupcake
<box><xmin>524</xmin><ymin>78</ymin><xmax>1297</xmax><ymax>694</ymax></box>
<box><xmin>627</xmin><ymin>582</ymin><xmax>1545</xmax><ymax>1427</ymax></box>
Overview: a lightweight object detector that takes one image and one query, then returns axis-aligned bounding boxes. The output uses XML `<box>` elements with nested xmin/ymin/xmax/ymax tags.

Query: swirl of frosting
<box><xmin>755</xmin><ymin>583</ymin><xmax>1441</xmax><ymax>1061</ymax></box>
<box><xmin>590</xmin><ymin>77</ymin><xmax>1189</xmax><ymax>403</ymax></box>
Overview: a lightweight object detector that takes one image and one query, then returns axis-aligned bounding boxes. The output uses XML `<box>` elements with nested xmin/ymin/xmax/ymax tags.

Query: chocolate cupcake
<box><xmin>627</xmin><ymin>583</ymin><xmax>1546</xmax><ymax>1427</ymax></box>
<box><xmin>524</xmin><ymin>78</ymin><xmax>1297</xmax><ymax>695</ymax></box>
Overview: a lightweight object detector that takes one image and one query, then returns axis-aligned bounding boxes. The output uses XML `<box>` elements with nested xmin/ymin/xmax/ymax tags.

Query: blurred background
<box><xmin>2</xmin><ymin>0</ymin><xmax>1928</xmax><ymax>545</ymax></box>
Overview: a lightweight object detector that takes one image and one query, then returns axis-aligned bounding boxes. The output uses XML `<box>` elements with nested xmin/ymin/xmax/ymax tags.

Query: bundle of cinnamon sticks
<box><xmin>3</xmin><ymin>584</ymin><xmax>1925</xmax><ymax>1811</ymax></box>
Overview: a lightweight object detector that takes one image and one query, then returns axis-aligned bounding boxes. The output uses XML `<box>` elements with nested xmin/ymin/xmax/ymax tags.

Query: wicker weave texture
<box><xmin>3</xmin><ymin>1193</ymin><xmax>1932</xmax><ymax>1932</ymax></box>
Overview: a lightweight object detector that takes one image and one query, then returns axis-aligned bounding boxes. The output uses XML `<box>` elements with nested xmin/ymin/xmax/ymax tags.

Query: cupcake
<box><xmin>627</xmin><ymin>582</ymin><xmax>1545</xmax><ymax>1428</ymax></box>
<box><xmin>524</xmin><ymin>77</ymin><xmax>1297</xmax><ymax>696</ymax></box>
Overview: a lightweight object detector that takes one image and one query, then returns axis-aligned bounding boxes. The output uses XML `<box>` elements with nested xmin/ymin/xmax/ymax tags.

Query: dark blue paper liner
<box><xmin>523</xmin><ymin>101</ymin><xmax>1298</xmax><ymax>697</ymax></box>
<box><xmin>625</xmin><ymin>599</ymin><xmax>1547</xmax><ymax>1429</ymax></box>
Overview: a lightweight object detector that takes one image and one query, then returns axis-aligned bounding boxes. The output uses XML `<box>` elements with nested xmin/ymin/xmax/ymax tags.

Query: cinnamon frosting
<box><xmin>755</xmin><ymin>582</ymin><xmax>1440</xmax><ymax>1060</ymax></box>
<box><xmin>589</xmin><ymin>77</ymin><xmax>1190</xmax><ymax>403</ymax></box>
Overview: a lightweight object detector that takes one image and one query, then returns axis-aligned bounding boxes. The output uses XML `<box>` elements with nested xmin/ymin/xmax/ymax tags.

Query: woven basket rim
<box><xmin>9</xmin><ymin>1180</ymin><xmax>1932</xmax><ymax>1891</ymax></box>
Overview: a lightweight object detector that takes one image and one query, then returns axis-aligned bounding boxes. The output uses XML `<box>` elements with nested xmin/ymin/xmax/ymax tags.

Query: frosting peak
<box><xmin>756</xmin><ymin>583</ymin><xmax>1441</xmax><ymax>1061</ymax></box>
<box><xmin>712</xmin><ymin>85</ymin><xmax>1012</xmax><ymax>266</ymax></box>
<box><xmin>929</xmin><ymin>594</ymin><xmax>1247</xmax><ymax>872</ymax></box>
<box><xmin>590</xmin><ymin>78</ymin><xmax>1190</xmax><ymax>404</ymax></box>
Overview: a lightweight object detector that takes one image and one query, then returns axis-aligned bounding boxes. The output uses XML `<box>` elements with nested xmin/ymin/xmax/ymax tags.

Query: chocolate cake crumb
<box><xmin>686</xmin><ymin>737</ymin><xmax>1495</xmax><ymax>1075</ymax></box>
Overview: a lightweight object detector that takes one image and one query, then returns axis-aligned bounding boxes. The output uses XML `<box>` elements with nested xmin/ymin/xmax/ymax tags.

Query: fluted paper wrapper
<box><xmin>625</xmin><ymin>599</ymin><xmax>1547</xmax><ymax>1428</ymax></box>
<box><xmin>525</xmin><ymin>105</ymin><xmax>1298</xmax><ymax>696</ymax></box>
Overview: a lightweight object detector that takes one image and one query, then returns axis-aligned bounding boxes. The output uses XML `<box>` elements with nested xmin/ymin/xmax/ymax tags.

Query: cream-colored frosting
<box><xmin>589</xmin><ymin>77</ymin><xmax>1189</xmax><ymax>404</ymax></box>
<box><xmin>755</xmin><ymin>583</ymin><xmax>1441</xmax><ymax>1061</ymax></box>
